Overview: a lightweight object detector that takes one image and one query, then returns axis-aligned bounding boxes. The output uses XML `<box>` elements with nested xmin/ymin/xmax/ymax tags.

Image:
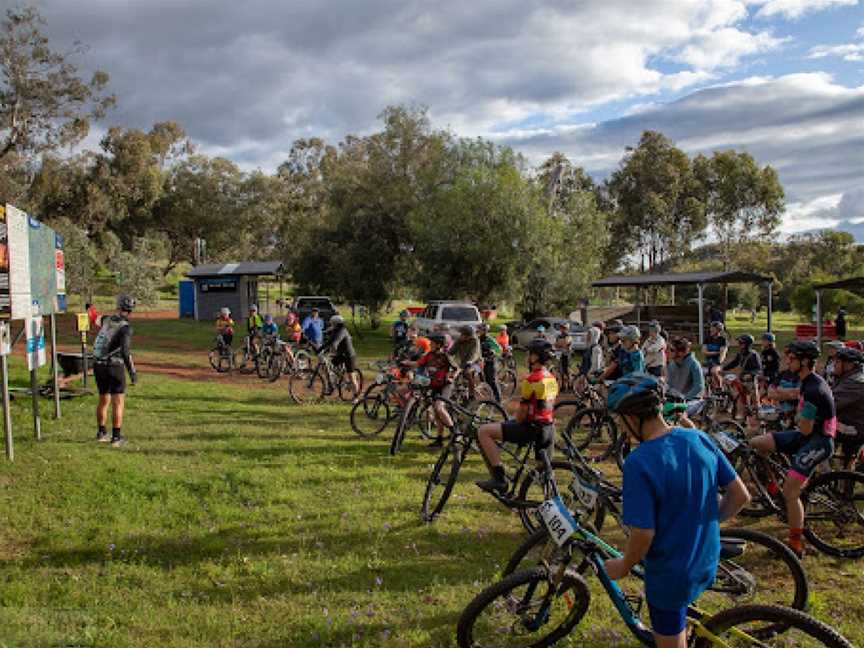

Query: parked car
<box><xmin>291</xmin><ymin>296</ymin><xmax>339</xmax><ymax>324</ymax></box>
<box><xmin>511</xmin><ymin>317</ymin><xmax>588</xmax><ymax>351</ymax></box>
<box><xmin>413</xmin><ymin>301</ymin><xmax>483</xmax><ymax>336</ymax></box>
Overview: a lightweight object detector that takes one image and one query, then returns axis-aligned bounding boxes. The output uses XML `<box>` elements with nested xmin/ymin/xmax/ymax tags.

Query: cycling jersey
<box><xmin>92</xmin><ymin>315</ymin><xmax>135</xmax><ymax>377</ymax></box>
<box><xmin>798</xmin><ymin>372</ymin><xmax>836</xmax><ymax>438</ymax></box>
<box><xmin>761</xmin><ymin>347</ymin><xmax>780</xmax><ymax>383</ymax></box>
<box><xmin>722</xmin><ymin>349</ymin><xmax>761</xmax><ymax>376</ymax></box>
<box><xmin>392</xmin><ymin>320</ymin><xmax>408</xmax><ymax>345</ymax></box>
<box><xmin>521</xmin><ymin>367</ymin><xmax>558</xmax><ymax>424</ymax></box>
<box><xmin>262</xmin><ymin>322</ymin><xmax>278</xmax><ymax>336</ymax></box>
<box><xmin>480</xmin><ymin>335</ymin><xmax>501</xmax><ymax>360</ymax></box>
<box><xmin>319</xmin><ymin>325</ymin><xmax>355</xmax><ymax>359</ymax></box>
<box><xmin>417</xmin><ymin>350</ymin><xmax>454</xmax><ymax>389</ymax></box>
<box><xmin>286</xmin><ymin>321</ymin><xmax>302</xmax><ymax>343</ymax></box>
<box><xmin>247</xmin><ymin>314</ymin><xmax>264</xmax><ymax>334</ymax></box>
<box><xmin>703</xmin><ymin>335</ymin><xmax>727</xmax><ymax>366</ymax></box>
<box><xmin>215</xmin><ymin>316</ymin><xmax>235</xmax><ymax>336</ymax></box>
<box><xmin>621</xmin><ymin>348</ymin><xmax>645</xmax><ymax>376</ymax></box>
<box><xmin>301</xmin><ymin>316</ymin><xmax>324</xmax><ymax>346</ymax></box>
<box><xmin>496</xmin><ymin>331</ymin><xmax>510</xmax><ymax>351</ymax></box>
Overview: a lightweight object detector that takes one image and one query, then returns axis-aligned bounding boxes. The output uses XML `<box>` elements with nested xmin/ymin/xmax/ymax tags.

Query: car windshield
<box><xmin>441</xmin><ymin>306</ymin><xmax>479</xmax><ymax>322</ymax></box>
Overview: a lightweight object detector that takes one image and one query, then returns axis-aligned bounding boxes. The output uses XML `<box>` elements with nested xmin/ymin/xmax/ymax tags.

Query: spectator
<box><xmin>643</xmin><ymin>321</ymin><xmax>667</xmax><ymax>378</ymax></box>
<box><xmin>301</xmin><ymin>308</ymin><xmax>325</xmax><ymax>349</ymax></box>
<box><xmin>836</xmin><ymin>308</ymin><xmax>847</xmax><ymax>341</ymax></box>
<box><xmin>86</xmin><ymin>302</ymin><xmax>99</xmax><ymax>330</ymax></box>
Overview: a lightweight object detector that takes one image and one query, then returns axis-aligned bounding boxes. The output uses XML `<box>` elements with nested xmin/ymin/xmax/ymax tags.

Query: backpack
<box><xmin>92</xmin><ymin>316</ymin><xmax>128</xmax><ymax>361</ymax></box>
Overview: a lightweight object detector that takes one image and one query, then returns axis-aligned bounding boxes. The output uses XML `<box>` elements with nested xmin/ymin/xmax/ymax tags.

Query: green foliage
<box><xmin>104</xmin><ymin>233</ymin><xmax>163</xmax><ymax>306</ymax></box>
<box><xmin>50</xmin><ymin>217</ymin><xmax>100</xmax><ymax>301</ymax></box>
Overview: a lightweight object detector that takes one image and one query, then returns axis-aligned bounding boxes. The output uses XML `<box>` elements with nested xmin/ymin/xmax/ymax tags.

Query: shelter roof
<box><xmin>186</xmin><ymin>262</ymin><xmax>283</xmax><ymax>278</ymax></box>
<box><xmin>592</xmin><ymin>270</ymin><xmax>771</xmax><ymax>288</ymax></box>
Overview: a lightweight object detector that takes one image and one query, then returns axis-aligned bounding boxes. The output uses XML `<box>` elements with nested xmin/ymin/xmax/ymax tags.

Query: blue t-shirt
<box><xmin>301</xmin><ymin>316</ymin><xmax>324</xmax><ymax>346</ymax></box>
<box><xmin>392</xmin><ymin>320</ymin><xmax>408</xmax><ymax>343</ymax></box>
<box><xmin>622</xmin><ymin>428</ymin><xmax>736</xmax><ymax>609</ymax></box>
<box><xmin>622</xmin><ymin>349</ymin><xmax>645</xmax><ymax>376</ymax></box>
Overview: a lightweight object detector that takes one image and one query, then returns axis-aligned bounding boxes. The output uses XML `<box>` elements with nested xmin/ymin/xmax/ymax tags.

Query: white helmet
<box><xmin>220</xmin><ymin>307</ymin><xmax>230</xmax><ymax>317</ymax></box>
<box><xmin>250</xmin><ymin>304</ymin><xmax>258</xmax><ymax>311</ymax></box>
<box><xmin>621</xmin><ymin>325</ymin><xmax>641</xmax><ymax>342</ymax></box>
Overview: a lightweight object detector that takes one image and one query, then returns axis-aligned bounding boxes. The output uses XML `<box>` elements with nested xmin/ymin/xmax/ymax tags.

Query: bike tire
<box><xmin>289</xmin><ymin>369</ymin><xmax>325</xmax><ymax>405</ymax></box>
<box><xmin>456</xmin><ymin>566</ymin><xmax>591</xmax><ymax>648</ymax></box>
<box><xmin>256</xmin><ymin>349</ymin><xmax>271</xmax><ymax>379</ymax></box>
<box><xmin>498</xmin><ymin>369</ymin><xmax>518</xmax><ymax>398</ymax></box>
<box><xmin>421</xmin><ymin>439</ymin><xmax>464</xmax><ymax>522</ymax></box>
<box><xmin>516</xmin><ymin>459</ymin><xmax>577</xmax><ymax>534</ymax></box>
<box><xmin>338</xmin><ymin>369</ymin><xmax>363</xmax><ymax>402</ymax></box>
<box><xmin>349</xmin><ymin>393</ymin><xmax>392</xmax><ymax>438</ymax></box>
<box><xmin>802</xmin><ymin>469</ymin><xmax>864</xmax><ymax>558</ymax></box>
<box><xmin>695</xmin><ymin>604</ymin><xmax>853</xmax><ymax>648</ymax></box>
<box><xmin>565</xmin><ymin>408</ymin><xmax>618</xmax><ymax>463</ymax></box>
<box><xmin>266</xmin><ymin>353</ymin><xmax>284</xmax><ymax>382</ymax></box>
<box><xmin>389</xmin><ymin>397</ymin><xmax>416</xmax><ymax>456</ymax></box>
<box><xmin>209</xmin><ymin>349</ymin><xmax>232</xmax><ymax>373</ymax></box>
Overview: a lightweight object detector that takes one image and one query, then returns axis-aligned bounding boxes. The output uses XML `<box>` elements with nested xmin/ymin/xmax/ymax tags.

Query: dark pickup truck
<box><xmin>292</xmin><ymin>296</ymin><xmax>339</xmax><ymax>324</ymax></box>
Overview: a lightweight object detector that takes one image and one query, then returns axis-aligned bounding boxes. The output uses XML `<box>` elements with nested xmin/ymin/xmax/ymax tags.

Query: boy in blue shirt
<box><xmin>301</xmin><ymin>308</ymin><xmax>325</xmax><ymax>349</ymax></box>
<box><xmin>604</xmin><ymin>374</ymin><xmax>750</xmax><ymax>647</ymax></box>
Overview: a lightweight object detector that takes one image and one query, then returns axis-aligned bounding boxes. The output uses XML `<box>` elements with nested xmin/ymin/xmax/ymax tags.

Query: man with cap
<box><xmin>822</xmin><ymin>340</ymin><xmax>845</xmax><ymax>387</ymax></box>
<box><xmin>832</xmin><ymin>347</ymin><xmax>864</xmax><ymax>469</ymax></box>
<box><xmin>301</xmin><ymin>307</ymin><xmax>325</xmax><ymax>350</ymax></box>
<box><xmin>643</xmin><ymin>321</ymin><xmax>667</xmax><ymax>378</ymax></box>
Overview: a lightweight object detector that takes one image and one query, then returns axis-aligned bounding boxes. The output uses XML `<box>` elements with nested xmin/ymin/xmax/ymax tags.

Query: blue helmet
<box><xmin>762</xmin><ymin>332</ymin><xmax>776</xmax><ymax>343</ymax></box>
<box><xmin>607</xmin><ymin>373</ymin><xmax>664</xmax><ymax>417</ymax></box>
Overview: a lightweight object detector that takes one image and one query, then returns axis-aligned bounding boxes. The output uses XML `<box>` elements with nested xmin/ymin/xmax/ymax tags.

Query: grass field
<box><xmin>0</xmin><ymin>313</ymin><xmax>861</xmax><ymax>647</ymax></box>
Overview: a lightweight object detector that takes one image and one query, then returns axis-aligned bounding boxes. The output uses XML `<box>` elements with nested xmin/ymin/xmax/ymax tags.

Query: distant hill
<box><xmin>803</xmin><ymin>221</ymin><xmax>864</xmax><ymax>243</ymax></box>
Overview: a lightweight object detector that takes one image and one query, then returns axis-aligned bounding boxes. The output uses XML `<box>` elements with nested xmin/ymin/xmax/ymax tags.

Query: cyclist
<box><xmin>606</xmin><ymin>325</ymin><xmax>645</xmax><ymax>378</ymax></box>
<box><xmin>397</xmin><ymin>325</ymin><xmax>431</xmax><ymax>362</ymax></box>
<box><xmin>821</xmin><ymin>340</ymin><xmax>844</xmax><ymax>387</ymax></box>
<box><xmin>477</xmin><ymin>323</ymin><xmax>502</xmax><ymax>402</ymax></box>
<box><xmin>391</xmin><ymin>310</ymin><xmax>410</xmax><ymax>350</ymax></box>
<box><xmin>666</xmin><ymin>337</ymin><xmax>705</xmax><ymax>420</ymax></box>
<box><xmin>215</xmin><ymin>307</ymin><xmax>235</xmax><ymax>349</ymax></box>
<box><xmin>703</xmin><ymin>321</ymin><xmax>728</xmax><ymax>388</ymax></box>
<box><xmin>285</xmin><ymin>311</ymin><xmax>302</xmax><ymax>344</ymax></box>
<box><xmin>604</xmin><ymin>373</ymin><xmax>750</xmax><ymax>648</ymax></box>
<box><xmin>721</xmin><ymin>334</ymin><xmax>762</xmax><ymax>423</ymax></box>
<box><xmin>749</xmin><ymin>340</ymin><xmax>836</xmax><ymax>558</ymax></box>
<box><xmin>767</xmin><ymin>344</ymin><xmax>801</xmax><ymax>427</ymax></box>
<box><xmin>247</xmin><ymin>304</ymin><xmax>264</xmax><ymax>354</ymax></box>
<box><xmin>831</xmin><ymin>347</ymin><xmax>864</xmax><ymax>469</ymax></box>
<box><xmin>405</xmin><ymin>333</ymin><xmax>457</xmax><ymax>447</ymax></box>
<box><xmin>600</xmin><ymin>324</ymin><xmax>624</xmax><ymax>380</ymax></box>
<box><xmin>432</xmin><ymin>323</ymin><xmax>454</xmax><ymax>353</ymax></box>
<box><xmin>475</xmin><ymin>339</ymin><xmax>558</xmax><ymax>495</ymax></box>
<box><xmin>643</xmin><ymin>320</ymin><xmax>667</xmax><ymax>378</ymax></box>
<box><xmin>93</xmin><ymin>294</ymin><xmax>138</xmax><ymax>448</ymax></box>
<box><xmin>760</xmin><ymin>332</ymin><xmax>781</xmax><ymax>386</ymax></box>
<box><xmin>448</xmin><ymin>325</ymin><xmax>482</xmax><ymax>400</ymax></box>
<box><xmin>317</xmin><ymin>315</ymin><xmax>360</xmax><ymax>400</ymax></box>
<box><xmin>495</xmin><ymin>324</ymin><xmax>510</xmax><ymax>353</ymax></box>
<box><xmin>301</xmin><ymin>307</ymin><xmax>324</xmax><ymax>349</ymax></box>
<box><xmin>554</xmin><ymin>322</ymin><xmax>572</xmax><ymax>390</ymax></box>
<box><xmin>262</xmin><ymin>313</ymin><xmax>278</xmax><ymax>338</ymax></box>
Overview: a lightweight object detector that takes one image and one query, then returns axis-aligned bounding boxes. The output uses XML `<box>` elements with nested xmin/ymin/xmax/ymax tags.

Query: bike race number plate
<box><xmin>571</xmin><ymin>478</ymin><xmax>598</xmax><ymax>510</ymax></box>
<box><xmin>537</xmin><ymin>496</ymin><xmax>578</xmax><ymax>547</ymax></box>
<box><xmin>712</xmin><ymin>430</ymin><xmax>740</xmax><ymax>454</ymax></box>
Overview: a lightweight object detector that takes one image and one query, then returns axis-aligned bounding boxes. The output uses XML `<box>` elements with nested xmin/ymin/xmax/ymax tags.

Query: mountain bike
<box><xmin>421</xmin><ymin>398</ymin><xmax>563</xmax><ymax>525</ymax></box>
<box><xmin>495</xmin><ymin>357</ymin><xmax>518</xmax><ymax>399</ymax></box>
<box><xmin>208</xmin><ymin>335</ymin><xmax>234</xmax><ymax>373</ymax></box>
<box><xmin>349</xmin><ymin>361</ymin><xmax>405</xmax><ymax>438</ymax></box>
<box><xmin>724</xmin><ymin>437</ymin><xmax>864</xmax><ymax>558</ymax></box>
<box><xmin>233</xmin><ymin>334</ymin><xmax>262</xmax><ymax>374</ymax></box>
<box><xmin>261</xmin><ymin>339</ymin><xmax>311</xmax><ymax>383</ymax></box>
<box><xmin>456</xmin><ymin>496</ymin><xmax>849</xmax><ymax>647</ymax></box>
<box><xmin>288</xmin><ymin>352</ymin><xmax>363</xmax><ymax>405</ymax></box>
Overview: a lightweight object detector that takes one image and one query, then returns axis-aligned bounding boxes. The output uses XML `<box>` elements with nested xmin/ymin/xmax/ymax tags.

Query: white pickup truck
<box><xmin>413</xmin><ymin>301</ymin><xmax>483</xmax><ymax>336</ymax></box>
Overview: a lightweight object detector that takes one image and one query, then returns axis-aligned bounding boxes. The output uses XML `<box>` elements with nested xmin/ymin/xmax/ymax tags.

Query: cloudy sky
<box><xmin>32</xmin><ymin>0</ymin><xmax>864</xmax><ymax>238</ymax></box>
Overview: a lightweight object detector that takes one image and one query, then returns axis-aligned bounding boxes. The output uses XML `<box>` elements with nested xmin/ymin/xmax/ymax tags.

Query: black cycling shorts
<box><xmin>502</xmin><ymin>421</ymin><xmax>555</xmax><ymax>459</ymax></box>
<box><xmin>94</xmin><ymin>362</ymin><xmax>126</xmax><ymax>395</ymax></box>
<box><xmin>335</xmin><ymin>354</ymin><xmax>357</xmax><ymax>373</ymax></box>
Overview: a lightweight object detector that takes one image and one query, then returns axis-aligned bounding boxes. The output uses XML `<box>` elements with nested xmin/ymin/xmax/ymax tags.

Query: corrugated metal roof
<box><xmin>592</xmin><ymin>270</ymin><xmax>771</xmax><ymax>287</ymax></box>
<box><xmin>186</xmin><ymin>261</ymin><xmax>284</xmax><ymax>278</ymax></box>
<box><xmin>814</xmin><ymin>277</ymin><xmax>864</xmax><ymax>291</ymax></box>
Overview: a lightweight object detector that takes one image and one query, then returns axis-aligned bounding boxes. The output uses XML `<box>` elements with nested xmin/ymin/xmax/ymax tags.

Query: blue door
<box><xmin>179</xmin><ymin>280</ymin><xmax>196</xmax><ymax>318</ymax></box>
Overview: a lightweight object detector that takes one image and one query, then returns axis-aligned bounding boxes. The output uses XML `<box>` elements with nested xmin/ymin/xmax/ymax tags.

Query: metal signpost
<box><xmin>0</xmin><ymin>322</ymin><xmax>12</xmax><ymax>461</ymax></box>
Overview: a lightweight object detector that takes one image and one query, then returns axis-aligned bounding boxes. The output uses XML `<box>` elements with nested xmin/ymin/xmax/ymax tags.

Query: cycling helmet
<box><xmin>836</xmin><ymin>347</ymin><xmax>864</xmax><ymax>365</ymax></box>
<box><xmin>536</xmin><ymin>325</ymin><xmax>546</xmax><ymax>333</ymax></box>
<box><xmin>606</xmin><ymin>324</ymin><xmax>622</xmax><ymax>334</ymax></box>
<box><xmin>710</xmin><ymin>321</ymin><xmax>724</xmax><ymax>331</ymax></box>
<box><xmin>526</xmin><ymin>338</ymin><xmax>554</xmax><ymax>363</ymax></box>
<box><xmin>330</xmin><ymin>315</ymin><xmax>345</xmax><ymax>325</ymax></box>
<box><xmin>498</xmin><ymin>324</ymin><xmax>507</xmax><ymax>331</ymax></box>
<box><xmin>428</xmin><ymin>333</ymin><xmax>447</xmax><ymax>346</ymax></box>
<box><xmin>116</xmin><ymin>294</ymin><xmax>136</xmax><ymax>312</ymax></box>
<box><xmin>737</xmin><ymin>334</ymin><xmax>754</xmax><ymax>347</ymax></box>
<box><xmin>220</xmin><ymin>307</ymin><xmax>230</xmax><ymax>317</ymax></box>
<box><xmin>612</xmin><ymin>319</ymin><xmax>624</xmax><ymax>328</ymax></box>
<box><xmin>250</xmin><ymin>304</ymin><xmax>258</xmax><ymax>312</ymax></box>
<box><xmin>264</xmin><ymin>314</ymin><xmax>273</xmax><ymax>323</ymax></box>
<box><xmin>399</xmin><ymin>309</ymin><xmax>409</xmax><ymax>318</ymax></box>
<box><xmin>621</xmin><ymin>325</ymin><xmax>641</xmax><ymax>342</ymax></box>
<box><xmin>787</xmin><ymin>340</ymin><xmax>820</xmax><ymax>361</ymax></box>
<box><xmin>761</xmin><ymin>332</ymin><xmax>776</xmax><ymax>342</ymax></box>
<box><xmin>607</xmin><ymin>373</ymin><xmax>664</xmax><ymax>417</ymax></box>
<box><xmin>671</xmin><ymin>336</ymin><xmax>692</xmax><ymax>351</ymax></box>
<box><xmin>458</xmin><ymin>325</ymin><xmax>475</xmax><ymax>337</ymax></box>
<box><xmin>648</xmin><ymin>320</ymin><xmax>661</xmax><ymax>331</ymax></box>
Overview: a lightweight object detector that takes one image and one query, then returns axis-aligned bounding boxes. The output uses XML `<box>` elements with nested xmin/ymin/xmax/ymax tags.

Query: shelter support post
<box><xmin>1</xmin><ymin>350</ymin><xmax>12</xmax><ymax>462</ymax></box>
<box><xmin>697</xmin><ymin>283</ymin><xmax>705</xmax><ymax>346</ymax></box>
<box><xmin>766</xmin><ymin>282</ymin><xmax>773</xmax><ymax>334</ymax></box>
<box><xmin>50</xmin><ymin>314</ymin><xmax>60</xmax><ymax>419</ymax></box>
<box><xmin>670</xmin><ymin>285</ymin><xmax>675</xmax><ymax>305</ymax></box>
<box><xmin>30</xmin><ymin>368</ymin><xmax>40</xmax><ymax>441</ymax></box>
<box><xmin>816</xmin><ymin>289</ymin><xmax>823</xmax><ymax>347</ymax></box>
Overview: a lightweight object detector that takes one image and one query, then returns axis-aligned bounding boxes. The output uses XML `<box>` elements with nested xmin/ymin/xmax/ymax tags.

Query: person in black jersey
<box><xmin>92</xmin><ymin>294</ymin><xmax>137</xmax><ymax>447</ymax></box>
<box><xmin>760</xmin><ymin>332</ymin><xmax>780</xmax><ymax>385</ymax></box>
<box><xmin>318</xmin><ymin>315</ymin><xmax>360</xmax><ymax>399</ymax></box>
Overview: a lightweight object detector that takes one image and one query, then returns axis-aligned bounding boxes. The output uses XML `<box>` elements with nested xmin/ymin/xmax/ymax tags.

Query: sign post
<box><xmin>50</xmin><ymin>313</ymin><xmax>60</xmax><ymax>419</ymax></box>
<box><xmin>26</xmin><ymin>315</ymin><xmax>45</xmax><ymax>440</ymax></box>
<box><xmin>0</xmin><ymin>322</ymin><xmax>12</xmax><ymax>461</ymax></box>
<box><xmin>77</xmin><ymin>312</ymin><xmax>89</xmax><ymax>388</ymax></box>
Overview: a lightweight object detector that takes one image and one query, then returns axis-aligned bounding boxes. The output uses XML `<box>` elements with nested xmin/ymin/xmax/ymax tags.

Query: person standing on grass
<box><xmin>86</xmin><ymin>302</ymin><xmax>99</xmax><ymax>330</ymax></box>
<box><xmin>92</xmin><ymin>294</ymin><xmax>137</xmax><ymax>448</ymax></box>
<box><xmin>836</xmin><ymin>309</ymin><xmax>847</xmax><ymax>341</ymax></box>
<box><xmin>604</xmin><ymin>373</ymin><xmax>750</xmax><ymax>648</ymax></box>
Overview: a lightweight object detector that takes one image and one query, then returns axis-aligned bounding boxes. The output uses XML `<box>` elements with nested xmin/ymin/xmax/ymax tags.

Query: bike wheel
<box><xmin>291</xmin><ymin>350</ymin><xmax>312</xmax><ymax>373</ymax></box>
<box><xmin>470</xmin><ymin>400</ymin><xmax>508</xmax><ymax>424</ymax></box>
<box><xmin>421</xmin><ymin>439</ymin><xmax>464</xmax><ymax>522</ymax></box>
<box><xmin>389</xmin><ymin>397</ymin><xmax>416</xmax><ymax>455</ymax></box>
<box><xmin>233</xmin><ymin>348</ymin><xmax>249</xmax><ymax>372</ymax></box>
<box><xmin>803</xmin><ymin>469</ymin><xmax>864</xmax><ymax>558</ymax></box>
<box><xmin>516</xmin><ymin>459</ymin><xmax>576</xmax><ymax>534</ymax></box>
<box><xmin>414</xmin><ymin>400</ymin><xmax>436</xmax><ymax>440</ymax></box>
<box><xmin>266</xmin><ymin>354</ymin><xmax>284</xmax><ymax>382</ymax></box>
<box><xmin>349</xmin><ymin>393</ymin><xmax>392</xmax><ymax>438</ymax></box>
<box><xmin>456</xmin><ymin>566</ymin><xmax>591</xmax><ymax>648</ymax></box>
<box><xmin>498</xmin><ymin>369</ymin><xmax>518</xmax><ymax>398</ymax></box>
<box><xmin>289</xmin><ymin>369</ymin><xmax>325</xmax><ymax>405</ymax></box>
<box><xmin>209</xmin><ymin>349</ymin><xmax>232</xmax><ymax>373</ymax></box>
<box><xmin>502</xmin><ymin>526</ymin><xmax>595</xmax><ymax>578</ymax></box>
<box><xmin>565</xmin><ymin>408</ymin><xmax>618</xmax><ymax>463</ymax></box>
<box><xmin>737</xmin><ymin>454</ymin><xmax>785</xmax><ymax>518</ymax></box>
<box><xmin>696</xmin><ymin>528</ymin><xmax>808</xmax><ymax>637</ymax></box>
<box><xmin>694</xmin><ymin>604</ymin><xmax>854</xmax><ymax>648</ymax></box>
<box><xmin>256</xmin><ymin>349</ymin><xmax>271</xmax><ymax>379</ymax></box>
<box><xmin>337</xmin><ymin>369</ymin><xmax>363</xmax><ymax>402</ymax></box>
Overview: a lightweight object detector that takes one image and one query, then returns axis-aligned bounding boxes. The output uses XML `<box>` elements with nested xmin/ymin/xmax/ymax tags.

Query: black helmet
<box><xmin>116</xmin><ymin>294</ymin><xmax>136</xmax><ymax>312</ymax></box>
<box><xmin>710</xmin><ymin>321</ymin><xmax>724</xmax><ymax>331</ymax></box>
<box><xmin>526</xmin><ymin>338</ymin><xmax>554</xmax><ymax>363</ymax></box>
<box><xmin>607</xmin><ymin>373</ymin><xmax>664</xmax><ymax>417</ymax></box>
<box><xmin>428</xmin><ymin>333</ymin><xmax>447</xmax><ymax>346</ymax></box>
<box><xmin>836</xmin><ymin>347</ymin><xmax>864</xmax><ymax>365</ymax></box>
<box><xmin>787</xmin><ymin>340</ymin><xmax>820</xmax><ymax>361</ymax></box>
<box><xmin>737</xmin><ymin>334</ymin><xmax>754</xmax><ymax>347</ymax></box>
<box><xmin>458</xmin><ymin>325</ymin><xmax>475</xmax><ymax>337</ymax></box>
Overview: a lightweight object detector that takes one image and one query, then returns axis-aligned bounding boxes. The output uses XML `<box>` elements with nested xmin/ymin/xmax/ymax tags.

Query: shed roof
<box><xmin>813</xmin><ymin>277</ymin><xmax>864</xmax><ymax>291</ymax></box>
<box><xmin>592</xmin><ymin>270</ymin><xmax>771</xmax><ymax>288</ymax></box>
<box><xmin>186</xmin><ymin>262</ymin><xmax>283</xmax><ymax>278</ymax></box>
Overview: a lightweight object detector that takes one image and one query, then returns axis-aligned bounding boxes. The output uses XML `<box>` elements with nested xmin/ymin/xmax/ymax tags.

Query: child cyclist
<box><xmin>215</xmin><ymin>307</ymin><xmax>235</xmax><ymax>349</ymax></box>
<box><xmin>604</xmin><ymin>373</ymin><xmax>750</xmax><ymax>648</ymax></box>
<box><xmin>475</xmin><ymin>339</ymin><xmax>558</xmax><ymax>494</ymax></box>
<box><xmin>401</xmin><ymin>333</ymin><xmax>457</xmax><ymax>447</ymax></box>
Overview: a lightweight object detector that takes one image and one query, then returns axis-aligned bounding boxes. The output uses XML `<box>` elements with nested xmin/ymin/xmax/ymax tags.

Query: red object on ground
<box><xmin>405</xmin><ymin>306</ymin><xmax>424</xmax><ymax>316</ymax></box>
<box><xmin>481</xmin><ymin>309</ymin><xmax>497</xmax><ymax>321</ymax></box>
<box><xmin>795</xmin><ymin>323</ymin><xmax>836</xmax><ymax>339</ymax></box>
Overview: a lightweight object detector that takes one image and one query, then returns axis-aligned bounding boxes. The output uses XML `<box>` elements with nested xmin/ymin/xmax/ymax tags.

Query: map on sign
<box><xmin>28</xmin><ymin>216</ymin><xmax>66</xmax><ymax>315</ymax></box>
